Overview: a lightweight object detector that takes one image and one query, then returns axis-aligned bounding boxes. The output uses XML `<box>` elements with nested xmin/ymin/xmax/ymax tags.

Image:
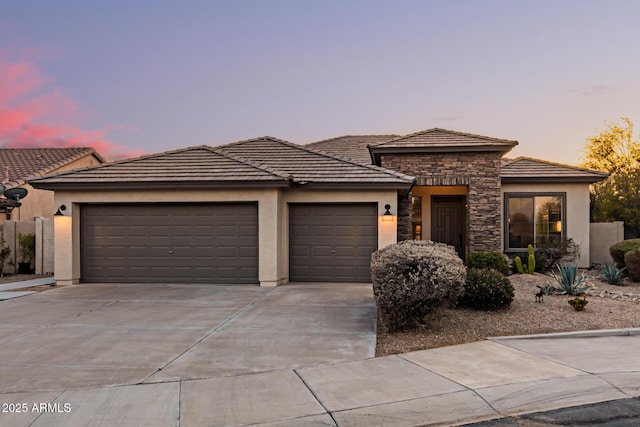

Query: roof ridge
<box><xmin>208</xmin><ymin>145</ymin><xmax>291</xmax><ymax>180</ymax></box>
<box><xmin>382</xmin><ymin>127</ymin><xmax>518</xmax><ymax>146</ymax></box>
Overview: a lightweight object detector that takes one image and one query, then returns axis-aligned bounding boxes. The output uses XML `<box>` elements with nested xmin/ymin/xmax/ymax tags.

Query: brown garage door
<box><xmin>81</xmin><ymin>203</ymin><xmax>258</xmax><ymax>284</ymax></box>
<box><xmin>289</xmin><ymin>203</ymin><xmax>377</xmax><ymax>282</ymax></box>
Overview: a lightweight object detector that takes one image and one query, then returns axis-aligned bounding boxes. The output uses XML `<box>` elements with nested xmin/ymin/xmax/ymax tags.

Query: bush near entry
<box><xmin>371</xmin><ymin>240</ymin><xmax>465</xmax><ymax>332</ymax></box>
<box><xmin>459</xmin><ymin>268</ymin><xmax>514</xmax><ymax>311</ymax></box>
<box><xmin>466</xmin><ymin>251</ymin><xmax>510</xmax><ymax>276</ymax></box>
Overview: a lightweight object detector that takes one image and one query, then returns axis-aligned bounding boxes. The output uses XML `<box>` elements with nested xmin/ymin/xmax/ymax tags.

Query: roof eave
<box><xmin>29</xmin><ymin>180</ymin><xmax>291</xmax><ymax>191</ymax></box>
<box><xmin>290</xmin><ymin>181</ymin><xmax>414</xmax><ymax>191</ymax></box>
<box><xmin>501</xmin><ymin>176</ymin><xmax>608</xmax><ymax>184</ymax></box>
<box><xmin>371</xmin><ymin>144</ymin><xmax>517</xmax><ymax>154</ymax></box>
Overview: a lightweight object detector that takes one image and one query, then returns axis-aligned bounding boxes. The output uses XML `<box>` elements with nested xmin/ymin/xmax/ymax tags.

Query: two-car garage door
<box><xmin>80</xmin><ymin>202</ymin><xmax>378</xmax><ymax>284</ymax></box>
<box><xmin>81</xmin><ymin>203</ymin><xmax>259</xmax><ymax>284</ymax></box>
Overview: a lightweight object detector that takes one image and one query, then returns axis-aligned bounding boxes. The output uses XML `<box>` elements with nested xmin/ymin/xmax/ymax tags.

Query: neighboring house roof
<box><xmin>306</xmin><ymin>135</ymin><xmax>398</xmax><ymax>164</ymax></box>
<box><xmin>501</xmin><ymin>157</ymin><xmax>609</xmax><ymax>183</ymax></box>
<box><xmin>0</xmin><ymin>147</ymin><xmax>105</xmax><ymax>188</ymax></box>
<box><xmin>369</xmin><ymin>128</ymin><xmax>518</xmax><ymax>163</ymax></box>
<box><xmin>30</xmin><ymin>137</ymin><xmax>415</xmax><ymax>191</ymax></box>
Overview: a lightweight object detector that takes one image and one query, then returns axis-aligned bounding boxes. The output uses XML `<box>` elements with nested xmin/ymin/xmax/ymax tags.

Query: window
<box><xmin>411</xmin><ymin>196</ymin><xmax>422</xmax><ymax>240</ymax></box>
<box><xmin>505</xmin><ymin>193</ymin><xmax>564</xmax><ymax>250</ymax></box>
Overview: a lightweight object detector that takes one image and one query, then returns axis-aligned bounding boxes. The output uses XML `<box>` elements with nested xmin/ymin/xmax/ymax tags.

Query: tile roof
<box><xmin>29</xmin><ymin>146</ymin><xmax>290</xmax><ymax>189</ymax></box>
<box><xmin>371</xmin><ymin>128</ymin><xmax>518</xmax><ymax>154</ymax></box>
<box><xmin>217</xmin><ymin>137</ymin><xmax>415</xmax><ymax>188</ymax></box>
<box><xmin>306</xmin><ymin>135</ymin><xmax>398</xmax><ymax>164</ymax></box>
<box><xmin>30</xmin><ymin>138</ymin><xmax>415</xmax><ymax>190</ymax></box>
<box><xmin>501</xmin><ymin>157</ymin><xmax>609</xmax><ymax>183</ymax></box>
<box><xmin>0</xmin><ymin>147</ymin><xmax>104</xmax><ymax>188</ymax></box>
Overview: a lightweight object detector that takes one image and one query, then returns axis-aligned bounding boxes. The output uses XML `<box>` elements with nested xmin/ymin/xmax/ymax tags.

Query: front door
<box><xmin>431</xmin><ymin>196</ymin><xmax>466</xmax><ymax>257</ymax></box>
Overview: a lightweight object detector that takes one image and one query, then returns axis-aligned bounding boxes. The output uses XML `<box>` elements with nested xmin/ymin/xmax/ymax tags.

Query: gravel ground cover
<box><xmin>376</xmin><ymin>272</ymin><xmax>640</xmax><ymax>356</ymax></box>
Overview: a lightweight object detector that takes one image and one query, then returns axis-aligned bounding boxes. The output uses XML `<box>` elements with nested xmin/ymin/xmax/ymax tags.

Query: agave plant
<box><xmin>600</xmin><ymin>262</ymin><xmax>626</xmax><ymax>286</ymax></box>
<box><xmin>551</xmin><ymin>263</ymin><xmax>591</xmax><ymax>295</ymax></box>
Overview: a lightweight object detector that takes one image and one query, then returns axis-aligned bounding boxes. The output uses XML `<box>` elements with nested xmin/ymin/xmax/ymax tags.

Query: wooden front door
<box><xmin>431</xmin><ymin>196</ymin><xmax>466</xmax><ymax>257</ymax></box>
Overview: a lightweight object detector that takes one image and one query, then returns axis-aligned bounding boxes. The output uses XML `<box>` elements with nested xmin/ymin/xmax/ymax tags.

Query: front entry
<box><xmin>431</xmin><ymin>196</ymin><xmax>466</xmax><ymax>257</ymax></box>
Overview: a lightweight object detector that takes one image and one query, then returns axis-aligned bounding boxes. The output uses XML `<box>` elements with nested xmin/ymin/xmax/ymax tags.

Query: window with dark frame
<box><xmin>506</xmin><ymin>193</ymin><xmax>564</xmax><ymax>250</ymax></box>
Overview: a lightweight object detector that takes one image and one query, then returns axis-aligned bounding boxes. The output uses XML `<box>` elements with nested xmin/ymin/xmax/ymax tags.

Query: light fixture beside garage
<box><xmin>382</xmin><ymin>204</ymin><xmax>394</xmax><ymax>221</ymax></box>
<box><xmin>54</xmin><ymin>205</ymin><xmax>67</xmax><ymax>216</ymax></box>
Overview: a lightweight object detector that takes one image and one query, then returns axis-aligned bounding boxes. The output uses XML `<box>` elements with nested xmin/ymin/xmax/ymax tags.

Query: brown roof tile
<box><xmin>372</xmin><ymin>128</ymin><xmax>518</xmax><ymax>153</ymax></box>
<box><xmin>218</xmin><ymin>137</ymin><xmax>415</xmax><ymax>188</ymax></box>
<box><xmin>29</xmin><ymin>146</ymin><xmax>290</xmax><ymax>190</ymax></box>
<box><xmin>30</xmin><ymin>138</ymin><xmax>415</xmax><ymax>190</ymax></box>
<box><xmin>501</xmin><ymin>157</ymin><xmax>609</xmax><ymax>183</ymax></box>
<box><xmin>0</xmin><ymin>147</ymin><xmax>104</xmax><ymax>187</ymax></box>
<box><xmin>306</xmin><ymin>135</ymin><xmax>398</xmax><ymax>164</ymax></box>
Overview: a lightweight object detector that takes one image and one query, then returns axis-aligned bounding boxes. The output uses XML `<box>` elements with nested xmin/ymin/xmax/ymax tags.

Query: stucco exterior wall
<box><xmin>53</xmin><ymin>187</ymin><xmax>399</xmax><ymax>286</ymax></box>
<box><xmin>10</xmin><ymin>154</ymin><xmax>102</xmax><ymax>222</ymax></box>
<box><xmin>590</xmin><ymin>221</ymin><xmax>624</xmax><ymax>265</ymax></box>
<box><xmin>501</xmin><ymin>182</ymin><xmax>592</xmax><ymax>268</ymax></box>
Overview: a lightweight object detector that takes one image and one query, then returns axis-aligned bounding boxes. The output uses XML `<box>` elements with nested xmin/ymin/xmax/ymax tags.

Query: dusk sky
<box><xmin>1</xmin><ymin>1</ymin><xmax>639</xmax><ymax>162</ymax></box>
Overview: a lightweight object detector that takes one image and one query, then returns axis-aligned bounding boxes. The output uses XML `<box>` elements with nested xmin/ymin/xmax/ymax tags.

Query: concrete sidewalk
<box><xmin>2</xmin><ymin>330</ymin><xmax>638</xmax><ymax>426</ymax></box>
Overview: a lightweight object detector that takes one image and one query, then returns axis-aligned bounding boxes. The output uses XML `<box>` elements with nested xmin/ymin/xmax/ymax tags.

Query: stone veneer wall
<box><xmin>381</xmin><ymin>153</ymin><xmax>503</xmax><ymax>254</ymax></box>
<box><xmin>397</xmin><ymin>192</ymin><xmax>413</xmax><ymax>241</ymax></box>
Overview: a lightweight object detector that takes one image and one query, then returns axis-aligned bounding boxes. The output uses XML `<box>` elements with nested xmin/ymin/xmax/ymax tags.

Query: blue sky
<box><xmin>1</xmin><ymin>0</ymin><xmax>639</xmax><ymax>162</ymax></box>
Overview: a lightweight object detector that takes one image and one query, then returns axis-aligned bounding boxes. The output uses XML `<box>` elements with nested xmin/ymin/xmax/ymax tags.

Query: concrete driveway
<box><xmin>0</xmin><ymin>282</ymin><xmax>376</xmax><ymax>395</ymax></box>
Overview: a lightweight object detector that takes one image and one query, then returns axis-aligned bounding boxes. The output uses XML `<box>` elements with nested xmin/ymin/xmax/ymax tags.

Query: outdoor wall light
<box><xmin>382</xmin><ymin>204</ymin><xmax>394</xmax><ymax>221</ymax></box>
<box><xmin>54</xmin><ymin>205</ymin><xmax>67</xmax><ymax>216</ymax></box>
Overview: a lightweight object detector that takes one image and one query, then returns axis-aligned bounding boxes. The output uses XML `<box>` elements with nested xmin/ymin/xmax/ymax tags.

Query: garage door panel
<box><xmin>81</xmin><ymin>203</ymin><xmax>258</xmax><ymax>284</ymax></box>
<box><xmin>290</xmin><ymin>203</ymin><xmax>377</xmax><ymax>283</ymax></box>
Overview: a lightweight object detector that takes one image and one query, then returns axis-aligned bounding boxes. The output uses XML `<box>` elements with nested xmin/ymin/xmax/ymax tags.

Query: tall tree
<box><xmin>582</xmin><ymin>117</ymin><xmax>640</xmax><ymax>236</ymax></box>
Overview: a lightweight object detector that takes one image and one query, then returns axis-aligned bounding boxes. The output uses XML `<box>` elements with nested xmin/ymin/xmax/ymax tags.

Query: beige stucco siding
<box><xmin>14</xmin><ymin>154</ymin><xmax>102</xmax><ymax>222</ymax></box>
<box><xmin>501</xmin><ymin>183</ymin><xmax>591</xmax><ymax>268</ymax></box>
<box><xmin>53</xmin><ymin>187</ymin><xmax>399</xmax><ymax>286</ymax></box>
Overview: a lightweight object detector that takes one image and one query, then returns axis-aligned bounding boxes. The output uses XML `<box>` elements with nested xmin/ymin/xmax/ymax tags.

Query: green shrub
<box><xmin>568</xmin><ymin>297</ymin><xmax>588</xmax><ymax>311</ymax></box>
<box><xmin>459</xmin><ymin>268</ymin><xmax>514</xmax><ymax>311</ymax></box>
<box><xmin>17</xmin><ymin>233</ymin><xmax>35</xmax><ymax>264</ymax></box>
<box><xmin>535</xmin><ymin>238</ymin><xmax>582</xmax><ymax>273</ymax></box>
<box><xmin>600</xmin><ymin>262</ymin><xmax>626</xmax><ymax>285</ymax></box>
<box><xmin>466</xmin><ymin>251</ymin><xmax>510</xmax><ymax>275</ymax></box>
<box><xmin>550</xmin><ymin>263</ymin><xmax>590</xmax><ymax>295</ymax></box>
<box><xmin>534</xmin><ymin>251</ymin><xmax>550</xmax><ymax>273</ymax></box>
<box><xmin>371</xmin><ymin>240</ymin><xmax>466</xmax><ymax>332</ymax></box>
<box><xmin>624</xmin><ymin>249</ymin><xmax>640</xmax><ymax>282</ymax></box>
<box><xmin>610</xmin><ymin>239</ymin><xmax>640</xmax><ymax>269</ymax></box>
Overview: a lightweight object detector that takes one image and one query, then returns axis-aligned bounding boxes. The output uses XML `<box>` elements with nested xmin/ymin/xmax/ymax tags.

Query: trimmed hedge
<box><xmin>610</xmin><ymin>239</ymin><xmax>640</xmax><ymax>269</ymax></box>
<box><xmin>371</xmin><ymin>240</ymin><xmax>466</xmax><ymax>332</ymax></box>
<box><xmin>459</xmin><ymin>268</ymin><xmax>514</xmax><ymax>311</ymax></box>
<box><xmin>466</xmin><ymin>251</ymin><xmax>510</xmax><ymax>276</ymax></box>
<box><xmin>624</xmin><ymin>249</ymin><xmax>640</xmax><ymax>282</ymax></box>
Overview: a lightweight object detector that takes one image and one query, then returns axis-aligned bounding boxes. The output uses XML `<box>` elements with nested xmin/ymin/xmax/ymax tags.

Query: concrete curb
<box><xmin>489</xmin><ymin>328</ymin><xmax>640</xmax><ymax>341</ymax></box>
<box><xmin>0</xmin><ymin>276</ymin><xmax>55</xmax><ymax>292</ymax></box>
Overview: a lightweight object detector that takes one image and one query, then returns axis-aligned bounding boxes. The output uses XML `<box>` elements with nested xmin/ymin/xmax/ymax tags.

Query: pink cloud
<box><xmin>0</xmin><ymin>50</ymin><xmax>142</xmax><ymax>160</ymax></box>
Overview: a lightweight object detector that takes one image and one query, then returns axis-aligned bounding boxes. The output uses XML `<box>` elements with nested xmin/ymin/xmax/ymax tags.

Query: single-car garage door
<box><xmin>289</xmin><ymin>203</ymin><xmax>377</xmax><ymax>282</ymax></box>
<box><xmin>81</xmin><ymin>203</ymin><xmax>258</xmax><ymax>284</ymax></box>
